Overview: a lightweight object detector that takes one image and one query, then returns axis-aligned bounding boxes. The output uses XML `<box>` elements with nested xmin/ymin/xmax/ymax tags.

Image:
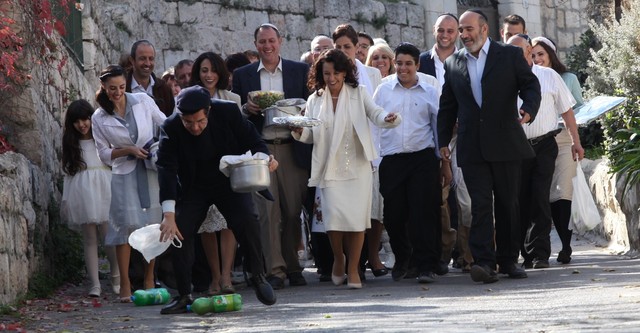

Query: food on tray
<box><xmin>248</xmin><ymin>90</ymin><xmax>285</xmax><ymax>109</ymax></box>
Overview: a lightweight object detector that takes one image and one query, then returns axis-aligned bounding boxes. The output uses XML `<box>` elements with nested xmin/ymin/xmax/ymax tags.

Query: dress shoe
<box><xmin>498</xmin><ymin>263</ymin><xmax>528</xmax><ymax>279</ymax></box>
<box><xmin>522</xmin><ymin>260</ymin><xmax>533</xmax><ymax>269</ymax></box>
<box><xmin>331</xmin><ymin>274</ymin><xmax>346</xmax><ymax>286</ymax></box>
<box><xmin>347</xmin><ymin>282</ymin><xmax>362</xmax><ymax>289</ymax></box>
<box><xmin>391</xmin><ymin>268</ymin><xmax>407</xmax><ymax>281</ymax></box>
<box><xmin>319</xmin><ymin>273</ymin><xmax>332</xmax><ymax>282</ymax></box>
<box><xmin>161</xmin><ymin>294</ymin><xmax>193</xmax><ymax>314</ymax></box>
<box><xmin>417</xmin><ymin>272</ymin><xmax>436</xmax><ymax>284</ymax></box>
<box><xmin>403</xmin><ymin>266</ymin><xmax>419</xmax><ymax>279</ymax></box>
<box><xmin>557</xmin><ymin>249</ymin><xmax>572</xmax><ymax>264</ymax></box>
<box><xmin>533</xmin><ymin>259</ymin><xmax>550</xmax><ymax>269</ymax></box>
<box><xmin>266</xmin><ymin>275</ymin><xmax>285</xmax><ymax>290</ymax></box>
<box><xmin>434</xmin><ymin>262</ymin><xmax>449</xmax><ymax>276</ymax></box>
<box><xmin>470</xmin><ymin>265</ymin><xmax>499</xmax><ymax>284</ymax></box>
<box><xmin>287</xmin><ymin>272</ymin><xmax>307</xmax><ymax>286</ymax></box>
<box><xmin>250</xmin><ymin>274</ymin><xmax>276</xmax><ymax>306</ymax></box>
<box><xmin>88</xmin><ymin>286</ymin><xmax>101</xmax><ymax>298</ymax></box>
<box><xmin>371</xmin><ymin>267</ymin><xmax>388</xmax><ymax>277</ymax></box>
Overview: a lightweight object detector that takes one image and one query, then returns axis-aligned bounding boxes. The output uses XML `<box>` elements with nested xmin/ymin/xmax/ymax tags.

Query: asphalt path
<box><xmin>8</xmin><ymin>232</ymin><xmax>640</xmax><ymax>332</ymax></box>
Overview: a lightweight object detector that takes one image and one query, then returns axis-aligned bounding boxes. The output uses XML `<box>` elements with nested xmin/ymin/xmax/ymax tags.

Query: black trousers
<box><xmin>520</xmin><ymin>136</ymin><xmax>558</xmax><ymax>261</ymax></box>
<box><xmin>461</xmin><ymin>159</ymin><xmax>522</xmax><ymax>269</ymax></box>
<box><xmin>173</xmin><ymin>189</ymin><xmax>265</xmax><ymax>296</ymax></box>
<box><xmin>379</xmin><ymin>148</ymin><xmax>442</xmax><ymax>273</ymax></box>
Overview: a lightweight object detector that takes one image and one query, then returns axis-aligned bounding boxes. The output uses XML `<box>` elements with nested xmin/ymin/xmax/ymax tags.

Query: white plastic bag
<box><xmin>128</xmin><ymin>224</ymin><xmax>182</xmax><ymax>263</ymax></box>
<box><xmin>570</xmin><ymin>163</ymin><xmax>601</xmax><ymax>232</ymax></box>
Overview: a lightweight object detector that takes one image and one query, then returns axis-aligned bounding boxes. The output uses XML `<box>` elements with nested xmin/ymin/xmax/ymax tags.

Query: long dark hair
<box><xmin>534</xmin><ymin>39</ymin><xmax>568</xmax><ymax>74</ymax></box>
<box><xmin>95</xmin><ymin>65</ymin><xmax>126</xmax><ymax>115</ymax></box>
<box><xmin>308</xmin><ymin>49</ymin><xmax>358</xmax><ymax>96</ymax></box>
<box><xmin>189</xmin><ymin>52</ymin><xmax>230</xmax><ymax>90</ymax></box>
<box><xmin>62</xmin><ymin>99</ymin><xmax>95</xmax><ymax>176</ymax></box>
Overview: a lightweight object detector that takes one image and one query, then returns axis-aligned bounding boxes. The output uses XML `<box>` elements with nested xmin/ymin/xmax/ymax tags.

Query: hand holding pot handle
<box><xmin>268</xmin><ymin>154</ymin><xmax>278</xmax><ymax>172</ymax></box>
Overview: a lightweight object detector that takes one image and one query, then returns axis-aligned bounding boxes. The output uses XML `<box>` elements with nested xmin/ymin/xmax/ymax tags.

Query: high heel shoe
<box><xmin>331</xmin><ymin>274</ymin><xmax>346</xmax><ymax>286</ymax></box>
<box><xmin>347</xmin><ymin>282</ymin><xmax>362</xmax><ymax>289</ymax></box>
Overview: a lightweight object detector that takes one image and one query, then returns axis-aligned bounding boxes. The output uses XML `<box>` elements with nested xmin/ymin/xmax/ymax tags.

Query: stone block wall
<box><xmin>539</xmin><ymin>0</ymin><xmax>591</xmax><ymax>61</ymax></box>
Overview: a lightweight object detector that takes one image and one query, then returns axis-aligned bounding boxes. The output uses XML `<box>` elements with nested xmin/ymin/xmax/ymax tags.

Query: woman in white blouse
<box><xmin>92</xmin><ymin>65</ymin><xmax>166</xmax><ymax>301</ymax></box>
<box><xmin>292</xmin><ymin>49</ymin><xmax>400</xmax><ymax>288</ymax></box>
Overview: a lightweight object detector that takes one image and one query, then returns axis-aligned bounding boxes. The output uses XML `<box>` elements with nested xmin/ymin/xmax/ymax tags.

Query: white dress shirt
<box><xmin>520</xmin><ymin>65</ymin><xmax>575</xmax><ymax>139</ymax></box>
<box><xmin>464</xmin><ymin>38</ymin><xmax>491</xmax><ymax>107</ymax></box>
<box><xmin>430</xmin><ymin>45</ymin><xmax>457</xmax><ymax>87</ymax></box>
<box><xmin>257</xmin><ymin>58</ymin><xmax>290</xmax><ymax>140</ymax></box>
<box><xmin>131</xmin><ymin>75</ymin><xmax>155</xmax><ymax>95</ymax></box>
<box><xmin>373</xmin><ymin>77</ymin><xmax>439</xmax><ymax>157</ymax></box>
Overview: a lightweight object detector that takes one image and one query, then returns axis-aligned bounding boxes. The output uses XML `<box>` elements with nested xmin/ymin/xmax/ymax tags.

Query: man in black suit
<box><xmin>156</xmin><ymin>86</ymin><xmax>277</xmax><ymax>314</ymax></box>
<box><xmin>232</xmin><ymin>23</ymin><xmax>311</xmax><ymax>290</ymax></box>
<box><xmin>418</xmin><ymin>13</ymin><xmax>459</xmax><ymax>85</ymax></box>
<box><xmin>437</xmin><ymin>9</ymin><xmax>541</xmax><ymax>284</ymax></box>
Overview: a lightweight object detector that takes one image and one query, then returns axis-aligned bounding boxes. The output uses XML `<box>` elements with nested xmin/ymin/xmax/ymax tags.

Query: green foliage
<box><xmin>566</xmin><ymin>29</ymin><xmax>599</xmax><ymax>87</ymax></box>
<box><xmin>608</xmin><ymin>117</ymin><xmax>640</xmax><ymax>198</ymax></box>
<box><xmin>303</xmin><ymin>9</ymin><xmax>315</xmax><ymax>22</ymax></box>
<box><xmin>584</xmin><ymin>2</ymin><xmax>640</xmax><ymax>190</ymax></box>
<box><xmin>371</xmin><ymin>14</ymin><xmax>388</xmax><ymax>30</ymax></box>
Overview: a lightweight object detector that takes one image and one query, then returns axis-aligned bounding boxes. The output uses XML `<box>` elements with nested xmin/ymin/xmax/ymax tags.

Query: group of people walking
<box><xmin>60</xmin><ymin>8</ymin><xmax>585</xmax><ymax>315</ymax></box>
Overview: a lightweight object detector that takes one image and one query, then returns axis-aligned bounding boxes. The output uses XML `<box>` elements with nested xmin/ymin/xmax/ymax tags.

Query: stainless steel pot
<box><xmin>229</xmin><ymin>159</ymin><xmax>270</xmax><ymax>193</ymax></box>
<box><xmin>263</xmin><ymin>104</ymin><xmax>304</xmax><ymax>127</ymax></box>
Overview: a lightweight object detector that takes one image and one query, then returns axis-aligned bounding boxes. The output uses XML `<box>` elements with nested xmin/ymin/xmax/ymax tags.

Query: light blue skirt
<box><xmin>105</xmin><ymin>165</ymin><xmax>162</xmax><ymax>246</ymax></box>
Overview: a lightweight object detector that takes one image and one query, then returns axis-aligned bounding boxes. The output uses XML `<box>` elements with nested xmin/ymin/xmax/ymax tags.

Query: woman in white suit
<box><xmin>92</xmin><ymin>65</ymin><xmax>166</xmax><ymax>301</ymax></box>
<box><xmin>292</xmin><ymin>49</ymin><xmax>400</xmax><ymax>288</ymax></box>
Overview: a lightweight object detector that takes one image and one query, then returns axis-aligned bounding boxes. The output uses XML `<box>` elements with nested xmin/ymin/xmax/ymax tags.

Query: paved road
<box><xmin>5</xmin><ymin>233</ymin><xmax>640</xmax><ymax>332</ymax></box>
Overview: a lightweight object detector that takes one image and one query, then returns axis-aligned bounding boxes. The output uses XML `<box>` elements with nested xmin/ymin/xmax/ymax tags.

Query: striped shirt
<box><xmin>521</xmin><ymin>65</ymin><xmax>575</xmax><ymax>139</ymax></box>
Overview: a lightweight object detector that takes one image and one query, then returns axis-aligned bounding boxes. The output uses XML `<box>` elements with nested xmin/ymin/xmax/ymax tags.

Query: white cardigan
<box><xmin>92</xmin><ymin>93</ymin><xmax>167</xmax><ymax>175</ymax></box>
<box><xmin>293</xmin><ymin>85</ymin><xmax>400</xmax><ymax>187</ymax></box>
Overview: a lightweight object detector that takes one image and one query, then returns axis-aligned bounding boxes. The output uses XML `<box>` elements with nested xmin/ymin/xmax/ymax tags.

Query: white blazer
<box><xmin>294</xmin><ymin>85</ymin><xmax>400</xmax><ymax>187</ymax></box>
<box><xmin>92</xmin><ymin>93</ymin><xmax>167</xmax><ymax>175</ymax></box>
<box><xmin>218</xmin><ymin>89</ymin><xmax>242</xmax><ymax>109</ymax></box>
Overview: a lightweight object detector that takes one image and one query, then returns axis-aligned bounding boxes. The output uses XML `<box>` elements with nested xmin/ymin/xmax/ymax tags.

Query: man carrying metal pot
<box><xmin>156</xmin><ymin>85</ymin><xmax>278</xmax><ymax>314</ymax></box>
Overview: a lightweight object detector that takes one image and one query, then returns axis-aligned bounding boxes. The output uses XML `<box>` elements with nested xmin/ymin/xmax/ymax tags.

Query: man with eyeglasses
<box><xmin>156</xmin><ymin>86</ymin><xmax>278</xmax><ymax>314</ymax></box>
<box><xmin>356</xmin><ymin>31</ymin><xmax>374</xmax><ymax>64</ymax></box>
<box><xmin>310</xmin><ymin>35</ymin><xmax>333</xmax><ymax>63</ymax></box>
<box><xmin>507</xmin><ymin>34</ymin><xmax>583</xmax><ymax>270</ymax></box>
<box><xmin>438</xmin><ymin>9</ymin><xmax>541</xmax><ymax>284</ymax></box>
<box><xmin>232</xmin><ymin>23</ymin><xmax>311</xmax><ymax>290</ymax></box>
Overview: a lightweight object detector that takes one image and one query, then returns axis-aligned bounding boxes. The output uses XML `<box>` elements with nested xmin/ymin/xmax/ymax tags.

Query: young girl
<box><xmin>61</xmin><ymin>99</ymin><xmax>119</xmax><ymax>297</ymax></box>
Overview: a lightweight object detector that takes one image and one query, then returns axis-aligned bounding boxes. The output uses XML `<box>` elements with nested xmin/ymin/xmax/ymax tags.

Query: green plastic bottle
<box><xmin>189</xmin><ymin>294</ymin><xmax>243</xmax><ymax>315</ymax></box>
<box><xmin>130</xmin><ymin>288</ymin><xmax>171</xmax><ymax>306</ymax></box>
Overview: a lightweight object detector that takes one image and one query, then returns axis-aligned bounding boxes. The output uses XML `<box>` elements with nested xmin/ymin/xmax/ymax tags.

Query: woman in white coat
<box><xmin>92</xmin><ymin>65</ymin><xmax>166</xmax><ymax>301</ymax></box>
<box><xmin>292</xmin><ymin>49</ymin><xmax>400</xmax><ymax>288</ymax></box>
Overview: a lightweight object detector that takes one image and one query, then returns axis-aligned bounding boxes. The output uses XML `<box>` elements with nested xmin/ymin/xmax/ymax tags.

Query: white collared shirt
<box><xmin>430</xmin><ymin>45</ymin><xmax>457</xmax><ymax>87</ymax></box>
<box><xmin>373</xmin><ymin>77</ymin><xmax>440</xmax><ymax>157</ymax></box>
<box><xmin>520</xmin><ymin>65</ymin><xmax>575</xmax><ymax>139</ymax></box>
<box><xmin>131</xmin><ymin>75</ymin><xmax>155</xmax><ymax>95</ymax></box>
<box><xmin>464</xmin><ymin>38</ymin><xmax>491</xmax><ymax>107</ymax></box>
<box><xmin>257</xmin><ymin>58</ymin><xmax>289</xmax><ymax>140</ymax></box>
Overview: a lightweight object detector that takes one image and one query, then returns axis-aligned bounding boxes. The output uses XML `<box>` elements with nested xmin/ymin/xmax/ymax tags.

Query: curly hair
<box><xmin>62</xmin><ymin>99</ymin><xmax>95</xmax><ymax>176</ymax></box>
<box><xmin>308</xmin><ymin>49</ymin><xmax>358</xmax><ymax>96</ymax></box>
<box><xmin>189</xmin><ymin>52</ymin><xmax>231</xmax><ymax>91</ymax></box>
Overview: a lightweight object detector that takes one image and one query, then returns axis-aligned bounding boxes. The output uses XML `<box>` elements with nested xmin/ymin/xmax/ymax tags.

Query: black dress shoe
<box><xmin>522</xmin><ymin>260</ymin><xmax>533</xmax><ymax>269</ymax></box>
<box><xmin>266</xmin><ymin>275</ymin><xmax>285</xmax><ymax>290</ymax></box>
<box><xmin>392</xmin><ymin>268</ymin><xmax>407</xmax><ymax>281</ymax></box>
<box><xmin>533</xmin><ymin>259</ymin><xmax>550</xmax><ymax>269</ymax></box>
<box><xmin>470</xmin><ymin>265</ymin><xmax>499</xmax><ymax>284</ymax></box>
<box><xmin>434</xmin><ymin>262</ymin><xmax>449</xmax><ymax>276</ymax></box>
<box><xmin>498</xmin><ymin>263</ymin><xmax>528</xmax><ymax>279</ymax></box>
<box><xmin>319</xmin><ymin>273</ymin><xmax>332</xmax><ymax>282</ymax></box>
<box><xmin>417</xmin><ymin>271</ymin><xmax>436</xmax><ymax>284</ymax></box>
<box><xmin>557</xmin><ymin>249</ymin><xmax>572</xmax><ymax>264</ymax></box>
<box><xmin>287</xmin><ymin>272</ymin><xmax>307</xmax><ymax>286</ymax></box>
<box><xmin>160</xmin><ymin>295</ymin><xmax>193</xmax><ymax>315</ymax></box>
<box><xmin>251</xmin><ymin>274</ymin><xmax>276</xmax><ymax>306</ymax></box>
<box><xmin>371</xmin><ymin>267</ymin><xmax>388</xmax><ymax>277</ymax></box>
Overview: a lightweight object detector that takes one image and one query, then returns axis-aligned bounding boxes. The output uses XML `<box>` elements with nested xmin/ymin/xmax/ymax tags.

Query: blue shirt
<box><xmin>464</xmin><ymin>38</ymin><xmax>491</xmax><ymax>107</ymax></box>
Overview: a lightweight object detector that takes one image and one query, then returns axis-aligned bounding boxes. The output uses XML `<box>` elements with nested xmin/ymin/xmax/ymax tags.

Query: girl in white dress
<box><xmin>61</xmin><ymin>99</ymin><xmax>119</xmax><ymax>298</ymax></box>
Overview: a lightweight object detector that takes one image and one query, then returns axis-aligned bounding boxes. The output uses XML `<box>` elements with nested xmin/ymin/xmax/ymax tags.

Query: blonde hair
<box><xmin>365</xmin><ymin>43</ymin><xmax>395</xmax><ymax>76</ymax></box>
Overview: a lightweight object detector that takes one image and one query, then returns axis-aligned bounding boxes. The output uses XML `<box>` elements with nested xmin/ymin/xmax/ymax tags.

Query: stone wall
<box><xmin>583</xmin><ymin>159</ymin><xmax>640</xmax><ymax>255</ymax></box>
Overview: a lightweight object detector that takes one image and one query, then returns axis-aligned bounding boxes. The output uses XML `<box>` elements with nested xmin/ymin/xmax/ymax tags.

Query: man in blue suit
<box><xmin>438</xmin><ymin>9</ymin><xmax>541</xmax><ymax>284</ymax></box>
<box><xmin>232</xmin><ymin>23</ymin><xmax>311</xmax><ymax>290</ymax></box>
